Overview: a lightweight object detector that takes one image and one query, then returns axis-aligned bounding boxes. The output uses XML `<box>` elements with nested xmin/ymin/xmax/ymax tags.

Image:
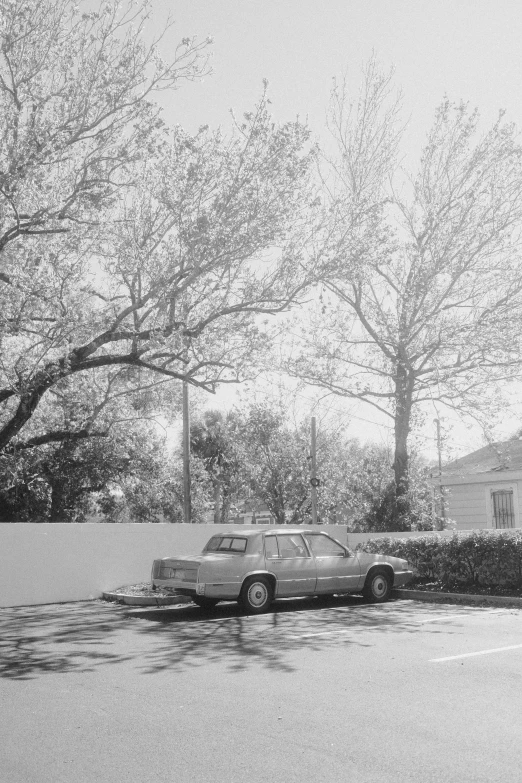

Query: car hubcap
<box><xmin>248</xmin><ymin>583</ymin><xmax>267</xmax><ymax>607</ymax></box>
<box><xmin>373</xmin><ymin>576</ymin><xmax>387</xmax><ymax>597</ymax></box>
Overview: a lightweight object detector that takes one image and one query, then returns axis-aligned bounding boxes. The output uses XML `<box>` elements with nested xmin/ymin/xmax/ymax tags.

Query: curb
<box><xmin>394</xmin><ymin>588</ymin><xmax>522</xmax><ymax>609</ymax></box>
<box><xmin>102</xmin><ymin>591</ymin><xmax>193</xmax><ymax>607</ymax></box>
<box><xmin>103</xmin><ymin>589</ymin><xmax>522</xmax><ymax>609</ymax></box>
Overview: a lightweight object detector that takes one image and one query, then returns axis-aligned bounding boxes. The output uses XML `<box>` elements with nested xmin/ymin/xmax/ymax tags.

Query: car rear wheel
<box><xmin>239</xmin><ymin>576</ymin><xmax>274</xmax><ymax>614</ymax></box>
<box><xmin>363</xmin><ymin>569</ymin><xmax>393</xmax><ymax>603</ymax></box>
<box><xmin>192</xmin><ymin>596</ymin><xmax>219</xmax><ymax>610</ymax></box>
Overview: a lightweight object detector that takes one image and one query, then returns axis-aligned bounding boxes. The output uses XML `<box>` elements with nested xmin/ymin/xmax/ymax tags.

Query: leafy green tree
<box><xmin>97</xmin><ymin>440</ymin><xmax>212</xmax><ymax>524</ymax></box>
<box><xmin>0</xmin><ymin>419</ymin><xmax>174</xmax><ymax>522</ymax></box>
<box><xmin>219</xmin><ymin>404</ymin><xmax>393</xmax><ymax>526</ymax></box>
<box><xmin>190</xmin><ymin>410</ymin><xmax>246</xmax><ymax>524</ymax></box>
<box><xmin>0</xmin><ymin>0</ymin><xmax>318</xmax><ymax>455</ymax></box>
<box><xmin>0</xmin><ymin>364</ymin><xmax>186</xmax><ymax>521</ymax></box>
<box><xmin>238</xmin><ymin>405</ymin><xmax>312</xmax><ymax>524</ymax></box>
<box><xmin>190</xmin><ymin>400</ymin><xmax>437</xmax><ymax>530</ymax></box>
<box><xmin>355</xmin><ymin>460</ymin><xmax>439</xmax><ymax>533</ymax></box>
<box><xmin>317</xmin><ymin>438</ymin><xmax>394</xmax><ymax>526</ymax></box>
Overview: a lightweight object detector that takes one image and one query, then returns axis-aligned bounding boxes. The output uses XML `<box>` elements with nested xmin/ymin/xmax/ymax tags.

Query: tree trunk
<box><xmin>49</xmin><ymin>479</ymin><xmax>66</xmax><ymax>522</ymax></box>
<box><xmin>0</xmin><ymin>387</ymin><xmax>49</xmax><ymax>452</ymax></box>
<box><xmin>219</xmin><ymin>491</ymin><xmax>231</xmax><ymax>524</ymax></box>
<box><xmin>393</xmin><ymin>358</ymin><xmax>415</xmax><ymax>519</ymax></box>
<box><xmin>213</xmin><ymin>479</ymin><xmax>222</xmax><ymax>524</ymax></box>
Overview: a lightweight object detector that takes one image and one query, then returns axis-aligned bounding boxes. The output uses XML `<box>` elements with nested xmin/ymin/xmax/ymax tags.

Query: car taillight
<box><xmin>156</xmin><ymin>566</ymin><xmax>198</xmax><ymax>581</ymax></box>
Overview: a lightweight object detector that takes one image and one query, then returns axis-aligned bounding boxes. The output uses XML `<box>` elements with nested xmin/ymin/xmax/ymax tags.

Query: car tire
<box><xmin>239</xmin><ymin>576</ymin><xmax>274</xmax><ymax>614</ymax></box>
<box><xmin>192</xmin><ymin>596</ymin><xmax>219</xmax><ymax>610</ymax></box>
<box><xmin>363</xmin><ymin>569</ymin><xmax>393</xmax><ymax>603</ymax></box>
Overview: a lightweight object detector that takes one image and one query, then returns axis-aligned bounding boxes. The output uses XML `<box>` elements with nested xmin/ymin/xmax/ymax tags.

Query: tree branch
<box><xmin>5</xmin><ymin>428</ymin><xmax>108</xmax><ymax>452</ymax></box>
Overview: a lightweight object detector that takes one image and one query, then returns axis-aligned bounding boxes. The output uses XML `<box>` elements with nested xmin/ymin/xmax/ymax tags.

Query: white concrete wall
<box><xmin>0</xmin><ymin>523</ymin><xmax>348</xmax><ymax>608</ymax></box>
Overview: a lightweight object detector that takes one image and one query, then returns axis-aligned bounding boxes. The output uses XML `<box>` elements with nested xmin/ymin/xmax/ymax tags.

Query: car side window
<box><xmin>264</xmin><ymin>536</ymin><xmax>279</xmax><ymax>559</ymax></box>
<box><xmin>276</xmin><ymin>534</ymin><xmax>308</xmax><ymax>558</ymax></box>
<box><xmin>304</xmin><ymin>534</ymin><xmax>346</xmax><ymax>557</ymax></box>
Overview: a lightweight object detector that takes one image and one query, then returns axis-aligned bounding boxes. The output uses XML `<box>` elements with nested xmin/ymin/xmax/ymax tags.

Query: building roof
<box><xmin>441</xmin><ymin>439</ymin><xmax>522</xmax><ymax>477</ymax></box>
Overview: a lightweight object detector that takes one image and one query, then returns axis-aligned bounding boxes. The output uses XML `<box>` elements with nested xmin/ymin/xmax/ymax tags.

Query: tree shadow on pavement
<box><xmin>0</xmin><ymin>596</ymin><xmax>475</xmax><ymax>680</ymax></box>
<box><xmin>0</xmin><ymin>601</ymin><xmax>135</xmax><ymax>680</ymax></box>
<box><xmin>130</xmin><ymin>595</ymin><xmax>461</xmax><ymax>675</ymax></box>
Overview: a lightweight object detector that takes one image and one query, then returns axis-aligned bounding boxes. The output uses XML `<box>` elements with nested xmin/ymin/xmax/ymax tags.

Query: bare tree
<box><xmin>291</xmin><ymin>61</ymin><xmax>522</xmax><ymax>517</ymax></box>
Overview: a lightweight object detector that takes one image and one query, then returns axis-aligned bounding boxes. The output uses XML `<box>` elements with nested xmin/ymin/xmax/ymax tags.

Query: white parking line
<box><xmin>430</xmin><ymin>643</ymin><xmax>522</xmax><ymax>662</ymax></box>
<box><xmin>291</xmin><ymin>630</ymin><xmax>347</xmax><ymax>639</ymax></box>
<box><xmin>420</xmin><ymin>613</ymin><xmax>475</xmax><ymax>624</ymax></box>
<box><xmin>419</xmin><ymin>610</ymin><xmax>506</xmax><ymax>624</ymax></box>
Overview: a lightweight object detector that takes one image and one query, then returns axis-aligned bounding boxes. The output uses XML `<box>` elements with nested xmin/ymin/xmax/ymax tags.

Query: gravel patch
<box><xmin>408</xmin><ymin>579</ymin><xmax>522</xmax><ymax>599</ymax></box>
<box><xmin>102</xmin><ymin>583</ymin><xmax>193</xmax><ymax>606</ymax></box>
<box><xmin>107</xmin><ymin>582</ymin><xmax>176</xmax><ymax>598</ymax></box>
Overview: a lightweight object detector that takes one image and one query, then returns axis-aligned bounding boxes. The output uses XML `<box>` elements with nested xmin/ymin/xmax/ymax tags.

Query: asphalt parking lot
<box><xmin>1</xmin><ymin>596</ymin><xmax>521</xmax><ymax>783</ymax></box>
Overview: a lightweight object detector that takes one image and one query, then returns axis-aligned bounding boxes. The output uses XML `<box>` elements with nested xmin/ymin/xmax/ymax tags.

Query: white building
<box><xmin>436</xmin><ymin>439</ymin><xmax>522</xmax><ymax>530</ymax></box>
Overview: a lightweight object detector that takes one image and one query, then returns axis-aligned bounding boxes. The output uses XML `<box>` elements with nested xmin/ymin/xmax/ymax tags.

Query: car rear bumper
<box><xmin>152</xmin><ymin>579</ymin><xmax>241</xmax><ymax>599</ymax></box>
<box><xmin>153</xmin><ymin>579</ymin><xmax>197</xmax><ymax>595</ymax></box>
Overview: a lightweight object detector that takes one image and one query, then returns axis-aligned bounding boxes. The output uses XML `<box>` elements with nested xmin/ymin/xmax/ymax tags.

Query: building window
<box><xmin>491</xmin><ymin>490</ymin><xmax>515</xmax><ymax>529</ymax></box>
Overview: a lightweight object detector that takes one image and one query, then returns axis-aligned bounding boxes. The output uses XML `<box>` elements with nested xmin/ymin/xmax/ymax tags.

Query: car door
<box><xmin>264</xmin><ymin>533</ymin><xmax>316</xmax><ymax>596</ymax></box>
<box><xmin>303</xmin><ymin>533</ymin><xmax>362</xmax><ymax>593</ymax></box>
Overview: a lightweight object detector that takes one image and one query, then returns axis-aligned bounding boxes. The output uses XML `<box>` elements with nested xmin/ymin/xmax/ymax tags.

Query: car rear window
<box><xmin>204</xmin><ymin>536</ymin><xmax>247</xmax><ymax>553</ymax></box>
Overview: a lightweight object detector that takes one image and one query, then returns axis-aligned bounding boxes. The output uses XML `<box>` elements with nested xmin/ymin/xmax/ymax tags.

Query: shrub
<box><xmin>356</xmin><ymin>471</ymin><xmax>457</xmax><ymax>533</ymax></box>
<box><xmin>356</xmin><ymin>530</ymin><xmax>522</xmax><ymax>588</ymax></box>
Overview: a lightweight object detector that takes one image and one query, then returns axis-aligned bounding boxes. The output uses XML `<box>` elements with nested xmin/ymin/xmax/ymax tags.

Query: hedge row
<box><xmin>356</xmin><ymin>530</ymin><xmax>522</xmax><ymax>588</ymax></box>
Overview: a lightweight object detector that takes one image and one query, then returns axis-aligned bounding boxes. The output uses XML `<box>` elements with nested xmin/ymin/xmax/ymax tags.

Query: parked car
<box><xmin>151</xmin><ymin>529</ymin><xmax>413</xmax><ymax>613</ymax></box>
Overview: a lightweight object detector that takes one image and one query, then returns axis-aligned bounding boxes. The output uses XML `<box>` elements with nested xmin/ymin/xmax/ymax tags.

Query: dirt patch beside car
<box><xmin>407</xmin><ymin>578</ymin><xmax>522</xmax><ymax>599</ymax></box>
<box><xmin>103</xmin><ymin>583</ymin><xmax>192</xmax><ymax>606</ymax></box>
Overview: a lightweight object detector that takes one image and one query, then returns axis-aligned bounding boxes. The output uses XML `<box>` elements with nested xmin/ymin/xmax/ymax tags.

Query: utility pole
<box><xmin>310</xmin><ymin>416</ymin><xmax>318</xmax><ymax>525</ymax></box>
<box><xmin>434</xmin><ymin>418</ymin><xmax>445</xmax><ymax>521</ymax></box>
<box><xmin>182</xmin><ymin>378</ymin><xmax>192</xmax><ymax>524</ymax></box>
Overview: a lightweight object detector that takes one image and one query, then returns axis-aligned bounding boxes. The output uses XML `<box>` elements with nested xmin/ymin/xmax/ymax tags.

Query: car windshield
<box><xmin>204</xmin><ymin>536</ymin><xmax>247</xmax><ymax>553</ymax></box>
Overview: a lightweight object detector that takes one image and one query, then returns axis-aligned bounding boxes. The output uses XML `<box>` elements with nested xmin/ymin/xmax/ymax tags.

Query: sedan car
<box><xmin>151</xmin><ymin>529</ymin><xmax>413</xmax><ymax>613</ymax></box>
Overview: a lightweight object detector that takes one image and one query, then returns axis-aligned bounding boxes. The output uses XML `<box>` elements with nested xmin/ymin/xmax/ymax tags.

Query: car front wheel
<box><xmin>239</xmin><ymin>576</ymin><xmax>274</xmax><ymax>614</ymax></box>
<box><xmin>363</xmin><ymin>569</ymin><xmax>393</xmax><ymax>603</ymax></box>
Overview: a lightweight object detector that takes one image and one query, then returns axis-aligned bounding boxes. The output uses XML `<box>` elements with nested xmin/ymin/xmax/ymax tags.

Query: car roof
<box><xmin>208</xmin><ymin>528</ymin><xmax>327</xmax><ymax>537</ymax></box>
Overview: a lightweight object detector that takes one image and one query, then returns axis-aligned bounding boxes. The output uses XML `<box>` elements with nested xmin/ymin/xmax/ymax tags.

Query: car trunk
<box><xmin>152</xmin><ymin>553</ymin><xmax>242</xmax><ymax>582</ymax></box>
<box><xmin>153</xmin><ymin>558</ymin><xmax>202</xmax><ymax>582</ymax></box>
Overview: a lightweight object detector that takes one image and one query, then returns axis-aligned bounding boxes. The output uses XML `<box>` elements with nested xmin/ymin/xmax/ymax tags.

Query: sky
<box><xmin>149</xmin><ymin>0</ymin><xmax>522</xmax><ymax>461</ymax></box>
